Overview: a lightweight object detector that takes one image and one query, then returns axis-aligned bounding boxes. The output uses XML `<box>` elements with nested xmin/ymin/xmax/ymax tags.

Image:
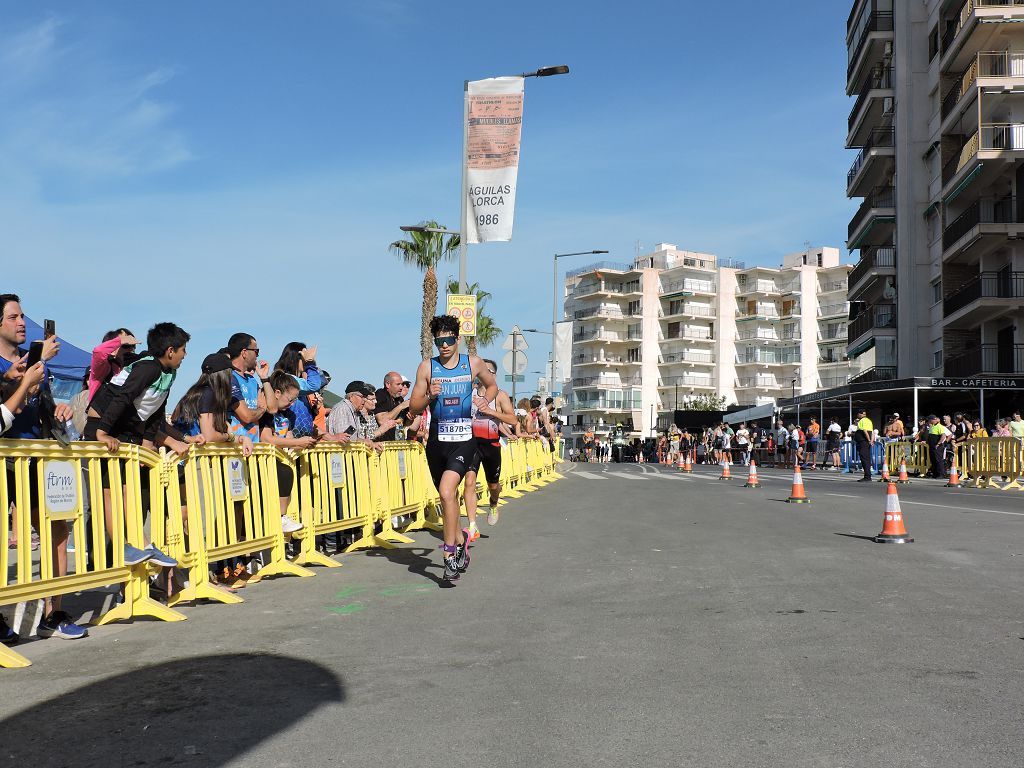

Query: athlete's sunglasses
<box><xmin>434</xmin><ymin>336</ymin><xmax>457</xmax><ymax>348</ymax></box>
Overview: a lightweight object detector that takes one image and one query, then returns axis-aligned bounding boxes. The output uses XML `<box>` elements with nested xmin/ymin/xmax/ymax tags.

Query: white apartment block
<box><xmin>561</xmin><ymin>244</ymin><xmax>858</xmax><ymax>444</ymax></box>
<box><xmin>845</xmin><ymin>0</ymin><xmax>1024</xmax><ymax>381</ymax></box>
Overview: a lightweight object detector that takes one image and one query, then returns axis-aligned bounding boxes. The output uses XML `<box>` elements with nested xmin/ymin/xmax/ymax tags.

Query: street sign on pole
<box><xmin>502</xmin><ymin>350</ymin><xmax>528</xmax><ymax>375</ymax></box>
<box><xmin>501</xmin><ymin>325</ymin><xmax>529</xmax><ymax>351</ymax></box>
<box><xmin>504</xmin><ymin>375</ymin><xmax>525</xmax><ymax>383</ymax></box>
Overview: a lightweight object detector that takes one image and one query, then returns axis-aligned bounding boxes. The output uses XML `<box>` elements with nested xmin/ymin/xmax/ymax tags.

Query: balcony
<box><xmin>945</xmin><ymin>344</ymin><xmax>1024</xmax><ymax>376</ymax></box>
<box><xmin>942</xmin><ymin>196</ymin><xmax>1021</xmax><ymax>258</ymax></box>
<box><xmin>661</xmin><ymin>278</ymin><xmax>715</xmax><ymax>296</ymax></box>
<box><xmin>566</xmin><ymin>261</ymin><xmax>634</xmax><ymax>279</ymax></box>
<box><xmin>942</xmin><ymin>1</ymin><xmax>1024</xmax><ymax>69</ymax></box>
<box><xmin>664</xmin><ymin>327</ymin><xmax>714</xmax><ymax>342</ymax></box>
<box><xmin>573</xmin><ymin>307</ymin><xmax>634</xmax><ymax>321</ymax></box>
<box><xmin>849</xmin><ymin>365</ymin><xmax>898</xmax><ymax>384</ymax></box>
<box><xmin>848</xmin><ymin>66</ymin><xmax>893</xmax><ymax>147</ymax></box>
<box><xmin>661</xmin><ymin>303</ymin><xmax>715</xmax><ymax>319</ymax></box>
<box><xmin>847</xmin><ymin>127</ymin><xmax>895</xmax><ymax>196</ymax></box>
<box><xmin>735</xmin><ymin>350</ymin><xmax>800</xmax><ymax>366</ymax></box>
<box><xmin>941</xmin><ymin>52</ymin><xmax>1024</xmax><ymax>125</ymax></box>
<box><xmin>737</xmin><ymin>280</ymin><xmax>781</xmax><ymax>296</ymax></box>
<box><xmin>736</xmin><ymin>330</ymin><xmax>780</xmax><ymax>342</ymax></box>
<box><xmin>943</xmin><ymin>271</ymin><xmax>1024</xmax><ymax>325</ymax></box>
<box><xmin>572</xmin><ymin>330</ymin><xmax>639</xmax><ymax>344</ymax></box>
<box><xmin>818</xmin><ymin>328</ymin><xmax>849</xmax><ymax>343</ymax></box>
<box><xmin>848</xmin><ymin>303</ymin><xmax>896</xmax><ymax>347</ymax></box>
<box><xmin>573</xmin><ymin>354</ymin><xmax>641</xmax><ymax>366</ymax></box>
<box><xmin>848</xmin><ymin>186</ymin><xmax>895</xmax><ymax>249</ymax></box>
<box><xmin>660</xmin><ymin>375</ymin><xmax>715</xmax><ymax>389</ymax></box>
<box><xmin>737</xmin><ymin>306</ymin><xmax>782</xmax><ymax>321</ymax></box>
<box><xmin>848</xmin><ymin>246</ymin><xmax>896</xmax><ymax>298</ymax></box>
<box><xmin>847</xmin><ymin>11</ymin><xmax>894</xmax><ymax>85</ymax></box>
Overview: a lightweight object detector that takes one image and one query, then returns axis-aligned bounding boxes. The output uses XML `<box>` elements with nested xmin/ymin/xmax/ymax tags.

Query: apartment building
<box><xmin>561</xmin><ymin>244</ymin><xmax>857</xmax><ymax>444</ymax></box>
<box><xmin>845</xmin><ymin>0</ymin><xmax>1024</xmax><ymax>382</ymax></box>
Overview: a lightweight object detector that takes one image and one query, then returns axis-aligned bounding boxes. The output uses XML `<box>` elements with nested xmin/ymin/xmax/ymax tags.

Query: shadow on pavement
<box><xmin>0</xmin><ymin>653</ymin><xmax>344</xmax><ymax>767</ymax></box>
<box><xmin>364</xmin><ymin>545</ymin><xmax>448</xmax><ymax>586</ymax></box>
<box><xmin>833</xmin><ymin>532</ymin><xmax>878</xmax><ymax>542</ymax></box>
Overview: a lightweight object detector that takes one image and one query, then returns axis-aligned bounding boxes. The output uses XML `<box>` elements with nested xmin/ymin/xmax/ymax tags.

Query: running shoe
<box><xmin>486</xmin><ymin>506</ymin><xmax>499</xmax><ymax>526</ymax></box>
<box><xmin>0</xmin><ymin>616</ymin><xmax>19</xmax><ymax>646</ymax></box>
<box><xmin>281</xmin><ymin>514</ymin><xmax>303</xmax><ymax>533</ymax></box>
<box><xmin>37</xmin><ymin>611</ymin><xmax>88</xmax><ymax>640</ymax></box>
<box><xmin>464</xmin><ymin>525</ymin><xmax>480</xmax><ymax>543</ymax></box>
<box><xmin>144</xmin><ymin>544</ymin><xmax>178</xmax><ymax>568</ymax></box>
<box><xmin>442</xmin><ymin>555</ymin><xmax>461</xmax><ymax>582</ymax></box>
<box><xmin>455</xmin><ymin>540</ymin><xmax>470</xmax><ymax>573</ymax></box>
<box><xmin>124</xmin><ymin>544</ymin><xmax>154</xmax><ymax>566</ymax></box>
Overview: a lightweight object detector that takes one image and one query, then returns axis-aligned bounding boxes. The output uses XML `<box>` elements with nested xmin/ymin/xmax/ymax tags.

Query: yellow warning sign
<box><xmin>446</xmin><ymin>293</ymin><xmax>477</xmax><ymax>337</ymax></box>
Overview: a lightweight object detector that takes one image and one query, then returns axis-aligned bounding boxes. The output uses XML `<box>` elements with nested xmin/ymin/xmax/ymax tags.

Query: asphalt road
<box><xmin>2</xmin><ymin>460</ymin><xmax>1023</xmax><ymax>767</ymax></box>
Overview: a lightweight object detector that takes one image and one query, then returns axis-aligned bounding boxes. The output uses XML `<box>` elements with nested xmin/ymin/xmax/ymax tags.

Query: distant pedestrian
<box><xmin>853</xmin><ymin>409</ymin><xmax>874</xmax><ymax>481</ymax></box>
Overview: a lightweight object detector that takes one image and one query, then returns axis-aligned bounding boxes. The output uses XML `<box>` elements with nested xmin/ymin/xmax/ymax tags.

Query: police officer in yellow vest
<box><xmin>853</xmin><ymin>409</ymin><xmax>874</xmax><ymax>481</ymax></box>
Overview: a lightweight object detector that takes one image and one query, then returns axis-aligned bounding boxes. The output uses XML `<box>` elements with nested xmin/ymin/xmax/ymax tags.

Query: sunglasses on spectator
<box><xmin>434</xmin><ymin>336</ymin><xmax>457</xmax><ymax>348</ymax></box>
<box><xmin>245</xmin><ymin>347</ymin><xmax>259</xmax><ymax>355</ymax></box>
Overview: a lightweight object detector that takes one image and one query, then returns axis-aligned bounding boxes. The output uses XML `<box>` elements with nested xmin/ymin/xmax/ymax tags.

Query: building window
<box><xmin>928</xmin><ymin>25</ymin><xmax>939</xmax><ymax>61</ymax></box>
<box><xmin>931</xmin><ymin>281</ymin><xmax>941</xmax><ymax>305</ymax></box>
<box><xmin>933</xmin><ymin>349</ymin><xmax>942</xmax><ymax>370</ymax></box>
<box><xmin>627</xmin><ymin>347</ymin><xmax>641</xmax><ymax>363</ymax></box>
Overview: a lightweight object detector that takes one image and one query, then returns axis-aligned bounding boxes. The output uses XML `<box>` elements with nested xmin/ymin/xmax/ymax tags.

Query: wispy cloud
<box><xmin>0</xmin><ymin>16</ymin><xmax>191</xmax><ymax>192</ymax></box>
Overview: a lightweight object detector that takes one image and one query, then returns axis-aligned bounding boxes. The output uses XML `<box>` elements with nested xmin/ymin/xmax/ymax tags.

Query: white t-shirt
<box><xmin>735</xmin><ymin>428</ymin><xmax>749</xmax><ymax>446</ymax></box>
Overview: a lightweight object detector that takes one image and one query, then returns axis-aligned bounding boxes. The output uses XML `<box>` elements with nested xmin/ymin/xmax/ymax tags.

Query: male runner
<box><xmin>462</xmin><ymin>358</ymin><xmax>518</xmax><ymax>540</ymax></box>
<box><xmin>409</xmin><ymin>315</ymin><xmax>497</xmax><ymax>583</ymax></box>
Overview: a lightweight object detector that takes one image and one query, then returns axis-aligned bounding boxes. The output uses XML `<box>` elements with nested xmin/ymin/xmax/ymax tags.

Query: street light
<box><xmin>551</xmin><ymin>250</ymin><xmax>609</xmax><ymax>400</ymax></box>
<box><xmin>457</xmin><ymin>66</ymin><xmax>570</xmax><ymax>296</ymax></box>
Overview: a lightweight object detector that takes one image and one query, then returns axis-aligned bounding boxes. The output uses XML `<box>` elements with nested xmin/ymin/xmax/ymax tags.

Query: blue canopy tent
<box><xmin>24</xmin><ymin>316</ymin><xmax>91</xmax><ymax>403</ymax></box>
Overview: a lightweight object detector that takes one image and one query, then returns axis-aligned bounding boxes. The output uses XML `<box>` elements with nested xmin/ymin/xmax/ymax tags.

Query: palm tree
<box><xmin>446</xmin><ymin>279</ymin><xmax>503</xmax><ymax>356</ymax></box>
<box><xmin>389</xmin><ymin>221</ymin><xmax>460</xmax><ymax>360</ymax></box>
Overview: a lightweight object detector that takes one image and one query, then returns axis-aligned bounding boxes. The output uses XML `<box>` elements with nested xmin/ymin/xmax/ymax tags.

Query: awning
<box><xmin>848</xmin><ymin>335</ymin><xmax>876</xmax><ymax>359</ymax></box>
<box><xmin>943</xmin><ymin>163</ymin><xmax>982</xmax><ymax>205</ymax></box>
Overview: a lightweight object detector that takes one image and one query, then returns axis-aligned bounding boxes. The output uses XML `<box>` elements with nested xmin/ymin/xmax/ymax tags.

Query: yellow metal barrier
<box><xmin>0</xmin><ymin>440</ymin><xmax>185</xmax><ymax>668</ymax></box>
<box><xmin>958</xmin><ymin>437</ymin><xmax>1024</xmax><ymax>490</ymax></box>
<box><xmin>165</xmin><ymin>443</ymin><xmax>312</xmax><ymax>608</ymax></box>
<box><xmin>884</xmin><ymin>440</ymin><xmax>929</xmax><ymax>477</ymax></box>
<box><xmin>378</xmin><ymin>442</ymin><xmax>440</xmax><ymax>536</ymax></box>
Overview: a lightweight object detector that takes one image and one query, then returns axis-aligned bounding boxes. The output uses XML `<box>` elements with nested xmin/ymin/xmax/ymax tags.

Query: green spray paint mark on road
<box><xmin>327</xmin><ymin>583</ymin><xmax>433</xmax><ymax>616</ymax></box>
<box><xmin>379</xmin><ymin>584</ymin><xmax>434</xmax><ymax>597</ymax></box>
<box><xmin>329</xmin><ymin>604</ymin><xmax>366</xmax><ymax>615</ymax></box>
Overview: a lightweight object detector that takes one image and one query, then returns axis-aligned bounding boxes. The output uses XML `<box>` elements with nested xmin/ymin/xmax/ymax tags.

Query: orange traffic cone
<box><xmin>946</xmin><ymin>453</ymin><xmax>961</xmax><ymax>488</ymax></box>
<box><xmin>896</xmin><ymin>458</ymin><xmax>911</xmax><ymax>484</ymax></box>
<box><xmin>681</xmin><ymin>451</ymin><xmax>693</xmax><ymax>473</ymax></box>
<box><xmin>744</xmin><ymin>459</ymin><xmax>760</xmax><ymax>488</ymax></box>
<box><xmin>786</xmin><ymin>464</ymin><xmax>810</xmax><ymax>503</ymax></box>
<box><xmin>677</xmin><ymin>452</ymin><xmax>685</xmax><ymax>470</ymax></box>
<box><xmin>877</xmin><ymin>457</ymin><xmax>890</xmax><ymax>483</ymax></box>
<box><xmin>875</xmin><ymin>482</ymin><xmax>914</xmax><ymax>543</ymax></box>
<box><xmin>719</xmin><ymin>458</ymin><xmax>732</xmax><ymax>480</ymax></box>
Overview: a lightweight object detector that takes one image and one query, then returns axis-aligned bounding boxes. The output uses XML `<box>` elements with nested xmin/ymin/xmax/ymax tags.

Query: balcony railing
<box><xmin>661</xmin><ymin>352</ymin><xmax>715</xmax><ymax>365</ymax></box>
<box><xmin>573</xmin><ymin>354</ymin><xmax>638</xmax><ymax>365</ymax></box>
<box><xmin>849</xmin><ymin>303</ymin><xmax>896</xmax><ymax>340</ymax></box>
<box><xmin>943</xmin><ymin>271</ymin><xmax>1024</xmax><ymax>315</ymax></box>
<box><xmin>819</xmin><ymin>302</ymin><xmax>850</xmax><ymax>317</ymax></box>
<box><xmin>664</xmin><ymin>328</ymin><xmax>713</xmax><ymax>341</ymax></box>
<box><xmin>738</xmin><ymin>307</ymin><xmax>782</xmax><ymax>319</ymax></box>
<box><xmin>942</xmin><ymin>55</ymin><xmax>981</xmax><ymax>118</ymax></box>
<box><xmin>819</xmin><ymin>328</ymin><xmax>848</xmax><ymax>341</ymax></box>
<box><xmin>819</xmin><ymin>376</ymin><xmax>853</xmax><ymax>389</ymax></box>
<box><xmin>941</xmin><ymin>0</ymin><xmax>975</xmax><ymax>53</ymax></box>
<box><xmin>737</xmin><ymin>280</ymin><xmax>781</xmax><ymax>295</ymax></box>
<box><xmin>662</xmin><ymin>304</ymin><xmax>714</xmax><ymax>318</ymax></box>
<box><xmin>736</xmin><ymin>330</ymin><xmax>780</xmax><ymax>342</ymax></box>
<box><xmin>849</xmin><ymin>246</ymin><xmax>896</xmax><ymax>289</ymax></box>
<box><xmin>848</xmin><ymin>186</ymin><xmax>895</xmax><ymax>240</ymax></box>
<box><xmin>942</xmin><ymin>131</ymin><xmax>979</xmax><ymax>185</ymax></box>
<box><xmin>566</xmin><ymin>261</ymin><xmax>634</xmax><ymax>278</ymax></box>
<box><xmin>663</xmin><ymin>376</ymin><xmax>714</xmax><ymax>388</ymax></box>
<box><xmin>943</xmin><ymin>196</ymin><xmax>1018</xmax><ymax>250</ymax></box>
<box><xmin>574</xmin><ymin>307</ymin><xmax>629</xmax><ymax>320</ymax></box>
<box><xmin>847</xmin><ymin>127</ymin><xmax>895</xmax><ymax>188</ymax></box>
<box><xmin>945</xmin><ymin>344</ymin><xmax>1024</xmax><ymax>376</ymax></box>
<box><xmin>572</xmin><ymin>375</ymin><xmax>642</xmax><ymax>388</ymax></box>
<box><xmin>847</xmin><ymin>12</ymin><xmax>894</xmax><ymax>80</ymax></box>
<box><xmin>736</xmin><ymin>377</ymin><xmax>778</xmax><ymax>389</ymax></box>
<box><xmin>849</xmin><ymin>365</ymin><xmax>898</xmax><ymax>384</ymax></box>
<box><xmin>735</xmin><ymin>350</ymin><xmax>800</xmax><ymax>365</ymax></box>
<box><xmin>849</xmin><ymin>66</ymin><xmax>893</xmax><ymax>134</ymax></box>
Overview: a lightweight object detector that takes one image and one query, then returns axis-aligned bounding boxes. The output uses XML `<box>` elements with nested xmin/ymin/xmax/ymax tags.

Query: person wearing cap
<box><xmin>884</xmin><ymin>412</ymin><xmax>904</xmax><ymax>442</ymax></box>
<box><xmin>374</xmin><ymin>371</ymin><xmax>412</xmax><ymax>441</ymax></box>
<box><xmin>325</xmin><ymin>380</ymin><xmax>368</xmax><ymax>442</ymax></box>
<box><xmin>171</xmin><ymin>352</ymin><xmax>255</xmax><ymax>455</ymax></box>
<box><xmin>853</xmin><ymin>409</ymin><xmax>874</xmax><ymax>481</ymax></box>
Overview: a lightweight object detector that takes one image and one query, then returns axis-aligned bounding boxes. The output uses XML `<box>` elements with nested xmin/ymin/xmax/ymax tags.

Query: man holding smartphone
<box><xmin>0</xmin><ymin>294</ymin><xmax>84</xmax><ymax>641</ymax></box>
<box><xmin>325</xmin><ymin>380</ymin><xmax>370</xmax><ymax>443</ymax></box>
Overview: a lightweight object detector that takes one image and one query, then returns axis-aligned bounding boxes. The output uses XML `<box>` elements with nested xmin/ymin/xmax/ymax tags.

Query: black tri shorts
<box><xmin>425</xmin><ymin>438</ymin><xmax>478</xmax><ymax>489</ymax></box>
<box><xmin>472</xmin><ymin>439</ymin><xmax>502</xmax><ymax>485</ymax></box>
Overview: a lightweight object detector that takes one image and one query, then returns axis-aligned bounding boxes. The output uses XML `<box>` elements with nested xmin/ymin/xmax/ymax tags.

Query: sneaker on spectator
<box><xmin>124</xmin><ymin>544</ymin><xmax>154</xmax><ymax>566</ymax></box>
<box><xmin>0</xmin><ymin>616</ymin><xmax>19</xmax><ymax>646</ymax></box>
<box><xmin>30</xmin><ymin>531</ymin><xmax>39</xmax><ymax>551</ymax></box>
<box><xmin>280</xmin><ymin>514</ymin><xmax>303</xmax><ymax>534</ymax></box>
<box><xmin>144</xmin><ymin>544</ymin><xmax>178</xmax><ymax>568</ymax></box>
<box><xmin>37</xmin><ymin>611</ymin><xmax>88</xmax><ymax>640</ymax></box>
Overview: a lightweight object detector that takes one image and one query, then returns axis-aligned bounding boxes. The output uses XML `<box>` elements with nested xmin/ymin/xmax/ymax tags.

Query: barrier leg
<box><xmin>0</xmin><ymin>644</ymin><xmax>31</xmax><ymax>669</ymax></box>
<box><xmin>95</xmin><ymin>566</ymin><xmax>188</xmax><ymax>625</ymax></box>
<box><xmin>169</xmin><ymin>578</ymin><xmax>245</xmax><ymax>607</ymax></box>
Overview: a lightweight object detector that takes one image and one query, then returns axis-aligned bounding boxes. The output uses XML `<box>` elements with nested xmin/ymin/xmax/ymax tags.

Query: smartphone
<box><xmin>344</xmin><ymin>425</ymin><xmax>356</xmax><ymax>435</ymax></box>
<box><xmin>25</xmin><ymin>341</ymin><xmax>44</xmax><ymax>367</ymax></box>
<box><xmin>43</xmin><ymin>319</ymin><xmax>55</xmax><ymax>340</ymax></box>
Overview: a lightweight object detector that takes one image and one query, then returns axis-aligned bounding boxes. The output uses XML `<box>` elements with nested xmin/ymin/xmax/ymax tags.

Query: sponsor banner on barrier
<box><xmin>42</xmin><ymin>460</ymin><xmax>78</xmax><ymax>517</ymax></box>
<box><xmin>464</xmin><ymin>77</ymin><xmax>524</xmax><ymax>243</ymax></box>
<box><xmin>225</xmin><ymin>457</ymin><xmax>249</xmax><ymax>501</ymax></box>
<box><xmin>330</xmin><ymin>454</ymin><xmax>346</xmax><ymax>488</ymax></box>
<box><xmin>397</xmin><ymin>451</ymin><xmax>407</xmax><ymax>480</ymax></box>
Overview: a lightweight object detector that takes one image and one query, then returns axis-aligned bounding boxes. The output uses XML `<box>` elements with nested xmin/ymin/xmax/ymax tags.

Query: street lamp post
<box><xmin>458</xmin><ymin>65</ymin><xmax>570</xmax><ymax>294</ymax></box>
<box><xmin>551</xmin><ymin>250</ymin><xmax>609</xmax><ymax>400</ymax></box>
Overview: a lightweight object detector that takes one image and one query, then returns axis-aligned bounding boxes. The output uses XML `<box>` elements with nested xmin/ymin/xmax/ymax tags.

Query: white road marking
<box><xmin>826</xmin><ymin>493</ymin><xmax>860</xmax><ymax>499</ymax></box>
<box><xmin>900</xmin><ymin>500</ymin><xmax>1024</xmax><ymax>517</ymax></box>
<box><xmin>572</xmin><ymin>471</ymin><xmax>609</xmax><ymax>480</ymax></box>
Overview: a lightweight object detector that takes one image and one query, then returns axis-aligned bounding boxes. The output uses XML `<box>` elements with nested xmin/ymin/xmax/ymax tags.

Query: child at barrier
<box><xmin>409</xmin><ymin>315</ymin><xmax>497</xmax><ymax>584</ymax></box>
<box><xmin>86</xmin><ymin>323</ymin><xmax>194</xmax><ymax>571</ymax></box>
<box><xmin>258</xmin><ymin>371</ymin><xmax>314</xmax><ymax>535</ymax></box>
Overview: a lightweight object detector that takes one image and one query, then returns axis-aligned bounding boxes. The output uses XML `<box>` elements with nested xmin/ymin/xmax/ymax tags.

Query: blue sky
<box><xmin>1</xmin><ymin>1</ymin><xmax>855</xmax><ymax>398</ymax></box>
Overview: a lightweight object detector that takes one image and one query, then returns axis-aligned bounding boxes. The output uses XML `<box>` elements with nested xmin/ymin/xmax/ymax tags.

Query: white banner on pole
<box><xmin>464</xmin><ymin>77</ymin><xmax>524</xmax><ymax>243</ymax></box>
